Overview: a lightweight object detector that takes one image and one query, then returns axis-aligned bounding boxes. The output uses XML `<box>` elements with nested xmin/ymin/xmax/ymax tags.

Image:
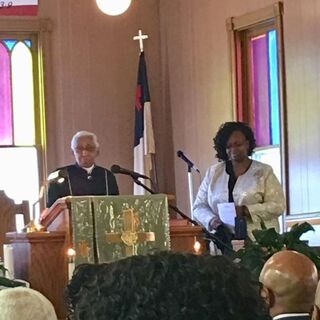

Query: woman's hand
<box><xmin>235</xmin><ymin>205</ymin><xmax>250</xmax><ymax>217</ymax></box>
<box><xmin>208</xmin><ymin>217</ymin><xmax>222</xmax><ymax>231</ymax></box>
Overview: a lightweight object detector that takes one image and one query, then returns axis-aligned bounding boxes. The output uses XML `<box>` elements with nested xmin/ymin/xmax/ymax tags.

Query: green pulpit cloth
<box><xmin>70</xmin><ymin>194</ymin><xmax>170</xmax><ymax>265</ymax></box>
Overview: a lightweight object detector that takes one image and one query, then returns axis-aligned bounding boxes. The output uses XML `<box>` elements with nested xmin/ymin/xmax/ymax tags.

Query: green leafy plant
<box><xmin>0</xmin><ymin>264</ymin><xmax>26</xmax><ymax>288</ymax></box>
<box><xmin>233</xmin><ymin>221</ymin><xmax>320</xmax><ymax>281</ymax></box>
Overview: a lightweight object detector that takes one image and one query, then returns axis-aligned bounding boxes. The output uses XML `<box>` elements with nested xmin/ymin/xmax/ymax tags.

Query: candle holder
<box><xmin>23</xmin><ymin>219</ymin><xmax>45</xmax><ymax>233</ymax></box>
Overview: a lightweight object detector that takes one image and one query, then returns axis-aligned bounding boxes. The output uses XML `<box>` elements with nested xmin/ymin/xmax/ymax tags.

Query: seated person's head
<box><xmin>0</xmin><ymin>287</ymin><xmax>57</xmax><ymax>320</ymax></box>
<box><xmin>259</xmin><ymin>250</ymin><xmax>318</xmax><ymax>317</ymax></box>
<box><xmin>71</xmin><ymin>131</ymin><xmax>100</xmax><ymax>168</ymax></box>
<box><xmin>67</xmin><ymin>251</ymin><xmax>269</xmax><ymax>320</ymax></box>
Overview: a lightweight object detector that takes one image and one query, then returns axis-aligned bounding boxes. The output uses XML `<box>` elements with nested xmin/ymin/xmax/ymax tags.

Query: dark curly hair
<box><xmin>66</xmin><ymin>252</ymin><xmax>270</xmax><ymax>320</ymax></box>
<box><xmin>213</xmin><ymin>121</ymin><xmax>256</xmax><ymax>161</ymax></box>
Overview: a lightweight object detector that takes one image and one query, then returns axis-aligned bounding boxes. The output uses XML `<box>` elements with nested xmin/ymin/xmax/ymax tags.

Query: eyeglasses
<box><xmin>226</xmin><ymin>141</ymin><xmax>248</xmax><ymax>149</ymax></box>
<box><xmin>74</xmin><ymin>146</ymin><xmax>97</xmax><ymax>153</ymax></box>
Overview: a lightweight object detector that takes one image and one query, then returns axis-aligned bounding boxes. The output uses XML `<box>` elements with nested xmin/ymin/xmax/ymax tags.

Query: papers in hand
<box><xmin>217</xmin><ymin>203</ymin><xmax>236</xmax><ymax>227</ymax></box>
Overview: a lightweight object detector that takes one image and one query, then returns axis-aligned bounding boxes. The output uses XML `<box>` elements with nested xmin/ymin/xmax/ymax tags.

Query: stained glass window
<box><xmin>0</xmin><ymin>18</ymin><xmax>49</xmax><ymax>226</ymax></box>
<box><xmin>228</xmin><ymin>3</ymin><xmax>287</xmax><ymax>194</ymax></box>
<box><xmin>250</xmin><ymin>29</ymin><xmax>280</xmax><ymax>147</ymax></box>
<box><xmin>245</xmin><ymin>29</ymin><xmax>281</xmax><ymax>183</ymax></box>
<box><xmin>228</xmin><ymin>3</ymin><xmax>287</xmax><ymax>225</ymax></box>
<box><xmin>0</xmin><ymin>42</ymin><xmax>12</xmax><ymax>145</ymax></box>
<box><xmin>0</xmin><ymin>39</ymin><xmax>35</xmax><ymax>145</ymax></box>
<box><xmin>0</xmin><ymin>36</ymin><xmax>40</xmax><ymax>221</ymax></box>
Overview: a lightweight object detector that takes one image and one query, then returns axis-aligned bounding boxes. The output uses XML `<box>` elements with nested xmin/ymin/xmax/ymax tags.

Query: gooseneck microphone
<box><xmin>177</xmin><ymin>150</ymin><xmax>200</xmax><ymax>173</ymax></box>
<box><xmin>111</xmin><ymin>164</ymin><xmax>150</xmax><ymax>180</ymax></box>
<box><xmin>47</xmin><ymin>168</ymin><xmax>68</xmax><ymax>183</ymax></box>
<box><xmin>47</xmin><ymin>168</ymin><xmax>73</xmax><ymax>196</ymax></box>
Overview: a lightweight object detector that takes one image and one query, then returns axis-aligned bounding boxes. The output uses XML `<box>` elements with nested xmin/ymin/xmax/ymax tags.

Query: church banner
<box><xmin>0</xmin><ymin>0</ymin><xmax>38</xmax><ymax>16</ymax></box>
<box><xmin>70</xmin><ymin>196</ymin><xmax>96</xmax><ymax>265</ymax></box>
<box><xmin>133</xmin><ymin>51</ymin><xmax>156</xmax><ymax>195</ymax></box>
<box><xmin>70</xmin><ymin>194</ymin><xmax>170</xmax><ymax>265</ymax></box>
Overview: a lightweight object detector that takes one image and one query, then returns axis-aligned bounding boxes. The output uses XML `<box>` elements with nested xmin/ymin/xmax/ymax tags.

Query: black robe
<box><xmin>46</xmin><ymin>164</ymin><xmax>119</xmax><ymax>208</ymax></box>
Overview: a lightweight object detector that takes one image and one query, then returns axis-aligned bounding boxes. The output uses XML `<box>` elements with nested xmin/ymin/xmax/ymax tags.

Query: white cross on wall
<box><xmin>133</xmin><ymin>29</ymin><xmax>148</xmax><ymax>52</ymax></box>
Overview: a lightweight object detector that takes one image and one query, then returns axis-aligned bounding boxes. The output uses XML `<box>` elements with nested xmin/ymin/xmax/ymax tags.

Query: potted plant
<box><xmin>0</xmin><ymin>264</ymin><xmax>26</xmax><ymax>288</ymax></box>
<box><xmin>233</xmin><ymin>221</ymin><xmax>320</xmax><ymax>281</ymax></box>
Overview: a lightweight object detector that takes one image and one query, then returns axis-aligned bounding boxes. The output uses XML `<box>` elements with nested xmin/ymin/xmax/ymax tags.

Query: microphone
<box><xmin>32</xmin><ymin>169</ymin><xmax>69</xmax><ymax>221</ymax></box>
<box><xmin>111</xmin><ymin>165</ymin><xmax>150</xmax><ymax>180</ymax></box>
<box><xmin>177</xmin><ymin>150</ymin><xmax>200</xmax><ymax>173</ymax></box>
<box><xmin>36</xmin><ymin>169</ymin><xmax>68</xmax><ymax>209</ymax></box>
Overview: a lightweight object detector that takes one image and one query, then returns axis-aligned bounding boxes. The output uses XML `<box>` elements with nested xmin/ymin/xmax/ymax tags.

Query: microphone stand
<box><xmin>177</xmin><ymin>152</ymin><xmax>202</xmax><ymax>220</ymax></box>
<box><xmin>187</xmin><ymin>164</ymin><xmax>194</xmax><ymax>220</ymax></box>
<box><xmin>132</xmin><ymin>178</ymin><xmax>234</xmax><ymax>253</ymax></box>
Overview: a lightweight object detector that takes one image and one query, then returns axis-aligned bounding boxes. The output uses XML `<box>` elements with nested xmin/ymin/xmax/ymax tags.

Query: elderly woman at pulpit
<box><xmin>46</xmin><ymin>131</ymin><xmax>119</xmax><ymax>208</ymax></box>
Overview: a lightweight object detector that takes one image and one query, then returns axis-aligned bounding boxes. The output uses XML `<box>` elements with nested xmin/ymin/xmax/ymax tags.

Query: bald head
<box><xmin>312</xmin><ymin>281</ymin><xmax>320</xmax><ymax>320</ymax></box>
<box><xmin>260</xmin><ymin>250</ymin><xmax>318</xmax><ymax>317</ymax></box>
<box><xmin>315</xmin><ymin>281</ymin><xmax>320</xmax><ymax>309</ymax></box>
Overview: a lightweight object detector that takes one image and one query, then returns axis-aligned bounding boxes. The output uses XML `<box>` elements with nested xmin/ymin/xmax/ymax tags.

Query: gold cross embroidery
<box><xmin>78</xmin><ymin>240</ymin><xmax>90</xmax><ymax>258</ymax></box>
<box><xmin>105</xmin><ymin>209</ymin><xmax>155</xmax><ymax>256</ymax></box>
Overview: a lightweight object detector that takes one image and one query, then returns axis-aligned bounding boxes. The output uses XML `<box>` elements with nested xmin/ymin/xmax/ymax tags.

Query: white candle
<box><xmin>193</xmin><ymin>240</ymin><xmax>201</xmax><ymax>255</ymax></box>
<box><xmin>67</xmin><ymin>248</ymin><xmax>76</xmax><ymax>280</ymax></box>
<box><xmin>3</xmin><ymin>244</ymin><xmax>14</xmax><ymax>279</ymax></box>
<box><xmin>68</xmin><ymin>261</ymin><xmax>75</xmax><ymax>281</ymax></box>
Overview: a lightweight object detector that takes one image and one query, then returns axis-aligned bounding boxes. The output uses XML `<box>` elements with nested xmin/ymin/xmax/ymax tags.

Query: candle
<box><xmin>67</xmin><ymin>248</ymin><xmax>76</xmax><ymax>281</ymax></box>
<box><xmin>193</xmin><ymin>240</ymin><xmax>201</xmax><ymax>255</ymax></box>
<box><xmin>3</xmin><ymin>244</ymin><xmax>14</xmax><ymax>279</ymax></box>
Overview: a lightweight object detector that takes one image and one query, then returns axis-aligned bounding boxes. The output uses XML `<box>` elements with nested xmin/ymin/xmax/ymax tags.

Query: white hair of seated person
<box><xmin>0</xmin><ymin>287</ymin><xmax>57</xmax><ymax>320</ymax></box>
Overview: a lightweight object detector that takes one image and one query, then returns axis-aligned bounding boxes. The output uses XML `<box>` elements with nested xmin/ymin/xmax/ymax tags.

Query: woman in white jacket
<box><xmin>193</xmin><ymin>121</ymin><xmax>285</xmax><ymax>240</ymax></box>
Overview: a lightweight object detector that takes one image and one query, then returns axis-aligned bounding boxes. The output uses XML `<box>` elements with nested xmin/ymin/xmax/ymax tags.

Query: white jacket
<box><xmin>193</xmin><ymin>160</ymin><xmax>285</xmax><ymax>238</ymax></box>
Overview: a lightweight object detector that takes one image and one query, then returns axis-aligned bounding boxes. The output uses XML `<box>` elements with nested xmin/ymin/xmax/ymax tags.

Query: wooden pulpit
<box><xmin>6</xmin><ymin>231</ymin><xmax>67</xmax><ymax>319</ymax></box>
<box><xmin>6</xmin><ymin>196</ymin><xmax>206</xmax><ymax>320</ymax></box>
<box><xmin>169</xmin><ymin>218</ymin><xmax>206</xmax><ymax>253</ymax></box>
<box><xmin>40</xmin><ymin>197</ymin><xmax>71</xmax><ymax>236</ymax></box>
<box><xmin>6</xmin><ymin>199</ymin><xmax>71</xmax><ymax>320</ymax></box>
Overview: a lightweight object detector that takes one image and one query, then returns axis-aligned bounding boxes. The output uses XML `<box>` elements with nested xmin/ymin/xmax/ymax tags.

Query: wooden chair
<box><xmin>0</xmin><ymin>190</ymin><xmax>30</xmax><ymax>258</ymax></box>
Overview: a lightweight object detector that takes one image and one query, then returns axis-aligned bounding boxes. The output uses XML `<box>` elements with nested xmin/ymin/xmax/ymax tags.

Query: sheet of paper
<box><xmin>217</xmin><ymin>202</ymin><xmax>236</xmax><ymax>227</ymax></box>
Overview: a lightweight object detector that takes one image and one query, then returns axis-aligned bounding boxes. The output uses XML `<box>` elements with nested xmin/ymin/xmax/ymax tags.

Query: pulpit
<box><xmin>169</xmin><ymin>218</ymin><xmax>206</xmax><ymax>253</ymax></box>
<box><xmin>6</xmin><ymin>231</ymin><xmax>67</xmax><ymax>319</ymax></box>
<box><xmin>69</xmin><ymin>195</ymin><xmax>170</xmax><ymax>265</ymax></box>
<box><xmin>6</xmin><ymin>195</ymin><xmax>205</xmax><ymax>319</ymax></box>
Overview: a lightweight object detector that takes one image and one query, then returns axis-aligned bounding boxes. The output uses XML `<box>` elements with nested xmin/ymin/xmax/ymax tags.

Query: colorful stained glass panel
<box><xmin>11</xmin><ymin>41</ymin><xmax>35</xmax><ymax>145</ymax></box>
<box><xmin>249</xmin><ymin>30</ymin><xmax>280</xmax><ymax>147</ymax></box>
<box><xmin>268</xmin><ymin>30</ymin><xmax>280</xmax><ymax>145</ymax></box>
<box><xmin>24</xmin><ymin>39</ymin><xmax>32</xmax><ymax>48</ymax></box>
<box><xmin>3</xmin><ymin>39</ymin><xmax>17</xmax><ymax>51</ymax></box>
<box><xmin>251</xmin><ymin>34</ymin><xmax>271</xmax><ymax>146</ymax></box>
<box><xmin>0</xmin><ymin>33</ymin><xmax>40</xmax><ymax>217</ymax></box>
<box><xmin>0</xmin><ymin>42</ymin><xmax>13</xmax><ymax>145</ymax></box>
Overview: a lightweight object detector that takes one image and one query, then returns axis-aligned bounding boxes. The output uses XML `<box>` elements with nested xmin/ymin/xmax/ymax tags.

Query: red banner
<box><xmin>0</xmin><ymin>1</ymin><xmax>38</xmax><ymax>16</ymax></box>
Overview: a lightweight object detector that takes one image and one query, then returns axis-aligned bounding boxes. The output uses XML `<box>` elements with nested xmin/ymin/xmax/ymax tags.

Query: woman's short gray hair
<box><xmin>0</xmin><ymin>287</ymin><xmax>58</xmax><ymax>320</ymax></box>
<box><xmin>70</xmin><ymin>131</ymin><xmax>100</xmax><ymax>151</ymax></box>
